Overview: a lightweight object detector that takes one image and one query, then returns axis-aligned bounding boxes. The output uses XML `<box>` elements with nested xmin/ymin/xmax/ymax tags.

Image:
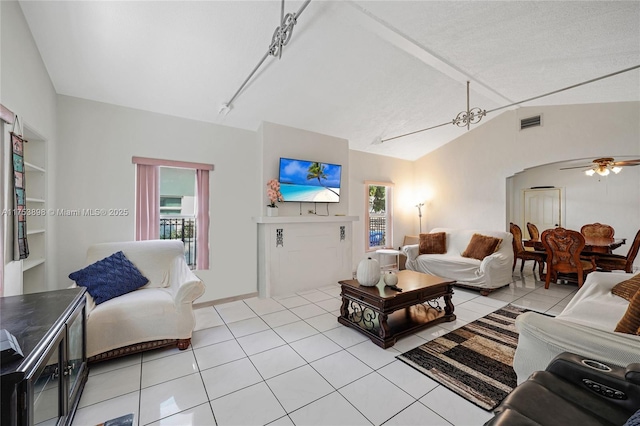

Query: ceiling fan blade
<box><xmin>560</xmin><ymin>165</ymin><xmax>592</xmax><ymax>170</ymax></box>
<box><xmin>613</xmin><ymin>159</ymin><xmax>640</xmax><ymax>166</ymax></box>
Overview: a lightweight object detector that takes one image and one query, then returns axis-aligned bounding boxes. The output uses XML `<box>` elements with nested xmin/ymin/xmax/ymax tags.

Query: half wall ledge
<box><xmin>254</xmin><ymin>215</ymin><xmax>359</xmax><ymax>224</ymax></box>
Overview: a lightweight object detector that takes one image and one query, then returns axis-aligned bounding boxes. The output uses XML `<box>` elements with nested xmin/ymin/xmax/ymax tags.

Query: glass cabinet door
<box><xmin>31</xmin><ymin>332</ymin><xmax>63</xmax><ymax>426</ymax></box>
<box><xmin>66</xmin><ymin>304</ymin><xmax>86</xmax><ymax>402</ymax></box>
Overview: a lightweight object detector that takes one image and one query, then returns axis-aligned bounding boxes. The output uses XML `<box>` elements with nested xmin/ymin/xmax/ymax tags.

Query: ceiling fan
<box><xmin>560</xmin><ymin>157</ymin><xmax>640</xmax><ymax>176</ymax></box>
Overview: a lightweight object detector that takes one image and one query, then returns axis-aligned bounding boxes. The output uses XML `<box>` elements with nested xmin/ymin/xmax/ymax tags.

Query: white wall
<box><xmin>259</xmin><ymin>123</ymin><xmax>416</xmax><ymax>280</ymax></box>
<box><xmin>1</xmin><ymin>0</ymin><xmax>58</xmax><ymax>294</ymax></box>
<box><xmin>259</xmin><ymin>122</ymin><xmax>350</xmax><ymax>216</ymax></box>
<box><xmin>415</xmin><ymin>102</ymin><xmax>640</xmax><ymax>234</ymax></box>
<box><xmin>348</xmin><ymin>150</ymin><xmax>415</xmax><ymax>267</ymax></box>
<box><xmin>55</xmin><ymin>96</ymin><xmax>259</xmax><ymax>303</ymax></box>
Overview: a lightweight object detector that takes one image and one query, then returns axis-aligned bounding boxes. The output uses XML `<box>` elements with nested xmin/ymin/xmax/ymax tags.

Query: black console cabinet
<box><xmin>1</xmin><ymin>288</ymin><xmax>88</xmax><ymax>426</ymax></box>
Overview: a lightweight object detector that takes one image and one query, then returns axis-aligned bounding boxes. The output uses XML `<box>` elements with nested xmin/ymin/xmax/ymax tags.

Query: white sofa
<box><xmin>402</xmin><ymin>228</ymin><xmax>514</xmax><ymax>294</ymax></box>
<box><xmin>73</xmin><ymin>240</ymin><xmax>205</xmax><ymax>361</ymax></box>
<box><xmin>513</xmin><ymin>271</ymin><xmax>640</xmax><ymax>384</ymax></box>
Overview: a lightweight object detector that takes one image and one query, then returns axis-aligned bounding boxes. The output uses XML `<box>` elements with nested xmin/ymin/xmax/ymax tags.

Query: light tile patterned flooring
<box><xmin>73</xmin><ymin>270</ymin><xmax>577</xmax><ymax>426</ymax></box>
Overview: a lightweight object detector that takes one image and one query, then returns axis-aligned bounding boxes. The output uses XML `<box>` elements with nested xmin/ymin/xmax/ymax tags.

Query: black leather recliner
<box><xmin>485</xmin><ymin>352</ymin><xmax>640</xmax><ymax>426</ymax></box>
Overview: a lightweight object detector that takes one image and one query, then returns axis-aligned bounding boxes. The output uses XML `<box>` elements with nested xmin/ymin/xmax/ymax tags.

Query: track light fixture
<box><xmin>219</xmin><ymin>0</ymin><xmax>312</xmax><ymax>114</ymax></box>
<box><xmin>377</xmin><ymin>65</ymin><xmax>640</xmax><ymax>144</ymax></box>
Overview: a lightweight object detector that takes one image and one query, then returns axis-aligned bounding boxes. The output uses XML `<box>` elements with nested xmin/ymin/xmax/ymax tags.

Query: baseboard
<box><xmin>193</xmin><ymin>291</ymin><xmax>259</xmax><ymax>308</ymax></box>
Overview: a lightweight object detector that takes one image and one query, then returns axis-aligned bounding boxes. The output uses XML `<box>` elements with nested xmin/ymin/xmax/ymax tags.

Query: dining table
<box><xmin>523</xmin><ymin>237</ymin><xmax>626</xmax><ymax>254</ymax></box>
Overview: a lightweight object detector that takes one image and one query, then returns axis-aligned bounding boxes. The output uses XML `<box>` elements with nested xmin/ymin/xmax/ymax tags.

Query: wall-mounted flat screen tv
<box><xmin>278</xmin><ymin>157</ymin><xmax>341</xmax><ymax>203</ymax></box>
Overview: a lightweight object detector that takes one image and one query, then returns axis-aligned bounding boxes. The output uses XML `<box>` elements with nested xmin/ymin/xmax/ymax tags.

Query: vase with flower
<box><xmin>266</xmin><ymin>179</ymin><xmax>284</xmax><ymax>217</ymax></box>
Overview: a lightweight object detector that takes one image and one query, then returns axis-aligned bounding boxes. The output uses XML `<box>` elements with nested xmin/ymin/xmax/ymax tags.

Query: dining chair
<box><xmin>510</xmin><ymin>223</ymin><xmax>546</xmax><ymax>279</ymax></box>
<box><xmin>541</xmin><ymin>227</ymin><xmax>596</xmax><ymax>289</ymax></box>
<box><xmin>580</xmin><ymin>223</ymin><xmax>615</xmax><ymax>239</ymax></box>
<box><xmin>593</xmin><ymin>229</ymin><xmax>640</xmax><ymax>273</ymax></box>
<box><xmin>526</xmin><ymin>222</ymin><xmax>540</xmax><ymax>241</ymax></box>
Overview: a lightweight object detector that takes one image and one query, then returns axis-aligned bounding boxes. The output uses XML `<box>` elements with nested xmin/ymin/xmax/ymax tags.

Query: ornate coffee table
<box><xmin>338</xmin><ymin>270</ymin><xmax>456</xmax><ymax>348</ymax></box>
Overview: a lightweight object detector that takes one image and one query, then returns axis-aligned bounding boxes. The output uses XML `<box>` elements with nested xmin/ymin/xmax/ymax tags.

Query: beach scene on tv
<box><xmin>279</xmin><ymin>158</ymin><xmax>341</xmax><ymax>203</ymax></box>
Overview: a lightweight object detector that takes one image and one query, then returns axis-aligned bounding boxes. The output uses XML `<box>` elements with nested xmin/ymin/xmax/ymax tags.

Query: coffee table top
<box><xmin>339</xmin><ymin>270</ymin><xmax>454</xmax><ymax>299</ymax></box>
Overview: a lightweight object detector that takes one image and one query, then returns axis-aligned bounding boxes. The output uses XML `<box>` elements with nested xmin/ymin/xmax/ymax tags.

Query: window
<box><xmin>159</xmin><ymin>167</ymin><xmax>197</xmax><ymax>267</ymax></box>
<box><xmin>159</xmin><ymin>196</ymin><xmax>184</xmax><ymax>215</ymax></box>
<box><xmin>365</xmin><ymin>181</ymin><xmax>393</xmax><ymax>251</ymax></box>
<box><xmin>133</xmin><ymin>156</ymin><xmax>212</xmax><ymax>270</ymax></box>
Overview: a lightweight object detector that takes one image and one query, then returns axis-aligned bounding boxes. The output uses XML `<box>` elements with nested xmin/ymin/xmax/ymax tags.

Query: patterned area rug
<box><xmin>396</xmin><ymin>305</ymin><xmax>527</xmax><ymax>411</ymax></box>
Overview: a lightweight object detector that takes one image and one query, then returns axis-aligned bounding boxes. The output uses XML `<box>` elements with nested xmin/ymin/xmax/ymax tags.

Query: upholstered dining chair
<box><xmin>541</xmin><ymin>227</ymin><xmax>596</xmax><ymax>289</ymax></box>
<box><xmin>526</xmin><ymin>222</ymin><xmax>540</xmax><ymax>241</ymax></box>
<box><xmin>593</xmin><ymin>229</ymin><xmax>640</xmax><ymax>273</ymax></box>
<box><xmin>580</xmin><ymin>222</ymin><xmax>615</xmax><ymax>239</ymax></box>
<box><xmin>510</xmin><ymin>223</ymin><xmax>546</xmax><ymax>279</ymax></box>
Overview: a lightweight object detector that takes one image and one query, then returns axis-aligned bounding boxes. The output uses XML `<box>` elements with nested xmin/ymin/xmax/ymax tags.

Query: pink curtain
<box><xmin>196</xmin><ymin>169</ymin><xmax>210</xmax><ymax>269</ymax></box>
<box><xmin>135</xmin><ymin>164</ymin><xmax>160</xmax><ymax>240</ymax></box>
<box><xmin>0</xmin><ymin>217</ymin><xmax>3</xmax><ymax>296</ymax></box>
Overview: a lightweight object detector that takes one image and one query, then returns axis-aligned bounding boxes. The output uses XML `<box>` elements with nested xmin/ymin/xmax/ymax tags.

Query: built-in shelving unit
<box><xmin>22</xmin><ymin>127</ymin><xmax>47</xmax><ymax>293</ymax></box>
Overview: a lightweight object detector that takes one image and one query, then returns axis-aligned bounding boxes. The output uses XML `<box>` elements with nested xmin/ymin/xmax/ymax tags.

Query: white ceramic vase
<box><xmin>384</xmin><ymin>271</ymin><xmax>398</xmax><ymax>286</ymax></box>
<box><xmin>266</xmin><ymin>206</ymin><xmax>278</xmax><ymax>217</ymax></box>
<box><xmin>356</xmin><ymin>257</ymin><xmax>380</xmax><ymax>287</ymax></box>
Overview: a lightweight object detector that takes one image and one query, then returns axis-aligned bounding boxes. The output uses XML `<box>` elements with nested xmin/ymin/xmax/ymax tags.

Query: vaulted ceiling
<box><xmin>19</xmin><ymin>1</ymin><xmax>640</xmax><ymax>160</ymax></box>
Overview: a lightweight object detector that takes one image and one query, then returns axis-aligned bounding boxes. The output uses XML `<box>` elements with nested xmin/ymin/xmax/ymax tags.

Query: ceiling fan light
<box><xmin>596</xmin><ymin>167</ymin><xmax>610</xmax><ymax>176</ymax></box>
<box><xmin>612</xmin><ymin>166</ymin><xmax>622</xmax><ymax>174</ymax></box>
<box><xmin>585</xmin><ymin>169</ymin><xmax>596</xmax><ymax>176</ymax></box>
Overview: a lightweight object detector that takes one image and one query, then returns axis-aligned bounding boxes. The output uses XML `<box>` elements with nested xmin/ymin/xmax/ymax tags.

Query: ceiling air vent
<box><xmin>520</xmin><ymin>115</ymin><xmax>541</xmax><ymax>130</ymax></box>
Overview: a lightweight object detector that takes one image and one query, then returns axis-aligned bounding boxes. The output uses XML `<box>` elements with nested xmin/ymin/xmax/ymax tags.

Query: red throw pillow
<box><xmin>612</xmin><ymin>274</ymin><xmax>640</xmax><ymax>301</ymax></box>
<box><xmin>615</xmin><ymin>289</ymin><xmax>640</xmax><ymax>335</ymax></box>
<box><xmin>462</xmin><ymin>234</ymin><xmax>502</xmax><ymax>261</ymax></box>
<box><xmin>419</xmin><ymin>232</ymin><xmax>446</xmax><ymax>255</ymax></box>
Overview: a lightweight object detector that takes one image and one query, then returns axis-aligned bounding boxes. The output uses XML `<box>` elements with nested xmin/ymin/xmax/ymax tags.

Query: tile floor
<box><xmin>72</xmin><ymin>270</ymin><xmax>577</xmax><ymax>426</ymax></box>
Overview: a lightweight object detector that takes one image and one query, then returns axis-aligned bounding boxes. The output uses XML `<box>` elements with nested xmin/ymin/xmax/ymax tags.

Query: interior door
<box><xmin>523</xmin><ymin>188</ymin><xmax>562</xmax><ymax>235</ymax></box>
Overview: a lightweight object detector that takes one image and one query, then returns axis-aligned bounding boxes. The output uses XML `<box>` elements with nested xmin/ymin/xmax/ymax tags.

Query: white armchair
<box><xmin>74</xmin><ymin>240</ymin><xmax>205</xmax><ymax>362</ymax></box>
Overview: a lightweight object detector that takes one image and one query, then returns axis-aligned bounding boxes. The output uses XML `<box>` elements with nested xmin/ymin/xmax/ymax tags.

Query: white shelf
<box><xmin>21</xmin><ymin>127</ymin><xmax>47</xmax><ymax>293</ymax></box>
<box><xmin>254</xmin><ymin>215</ymin><xmax>358</xmax><ymax>224</ymax></box>
<box><xmin>24</xmin><ymin>161</ymin><xmax>46</xmax><ymax>173</ymax></box>
<box><xmin>26</xmin><ymin>197</ymin><xmax>45</xmax><ymax>203</ymax></box>
<box><xmin>23</xmin><ymin>258</ymin><xmax>45</xmax><ymax>271</ymax></box>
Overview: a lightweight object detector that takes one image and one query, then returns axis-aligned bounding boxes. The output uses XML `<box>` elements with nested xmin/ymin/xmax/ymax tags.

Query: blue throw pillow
<box><xmin>69</xmin><ymin>251</ymin><xmax>149</xmax><ymax>305</ymax></box>
<box><xmin>626</xmin><ymin>409</ymin><xmax>640</xmax><ymax>426</ymax></box>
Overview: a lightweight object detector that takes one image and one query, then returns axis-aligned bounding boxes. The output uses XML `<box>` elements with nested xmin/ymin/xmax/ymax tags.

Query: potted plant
<box><xmin>266</xmin><ymin>179</ymin><xmax>284</xmax><ymax>216</ymax></box>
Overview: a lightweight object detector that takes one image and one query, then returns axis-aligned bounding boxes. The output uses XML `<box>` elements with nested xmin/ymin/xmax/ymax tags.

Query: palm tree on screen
<box><xmin>306</xmin><ymin>162</ymin><xmax>338</xmax><ymax>196</ymax></box>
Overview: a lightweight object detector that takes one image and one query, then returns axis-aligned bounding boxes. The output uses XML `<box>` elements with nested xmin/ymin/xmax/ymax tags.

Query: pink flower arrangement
<box><xmin>266</xmin><ymin>179</ymin><xmax>284</xmax><ymax>207</ymax></box>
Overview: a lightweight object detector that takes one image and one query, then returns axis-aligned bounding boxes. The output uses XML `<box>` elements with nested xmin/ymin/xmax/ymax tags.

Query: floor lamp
<box><xmin>416</xmin><ymin>203</ymin><xmax>424</xmax><ymax>234</ymax></box>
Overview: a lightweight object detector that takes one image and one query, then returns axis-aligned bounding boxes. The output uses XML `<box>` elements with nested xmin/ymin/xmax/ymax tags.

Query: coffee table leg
<box><xmin>444</xmin><ymin>285</ymin><xmax>455</xmax><ymax>317</ymax></box>
<box><xmin>378</xmin><ymin>313</ymin><xmax>390</xmax><ymax>339</ymax></box>
<box><xmin>340</xmin><ymin>297</ymin><xmax>350</xmax><ymax>320</ymax></box>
